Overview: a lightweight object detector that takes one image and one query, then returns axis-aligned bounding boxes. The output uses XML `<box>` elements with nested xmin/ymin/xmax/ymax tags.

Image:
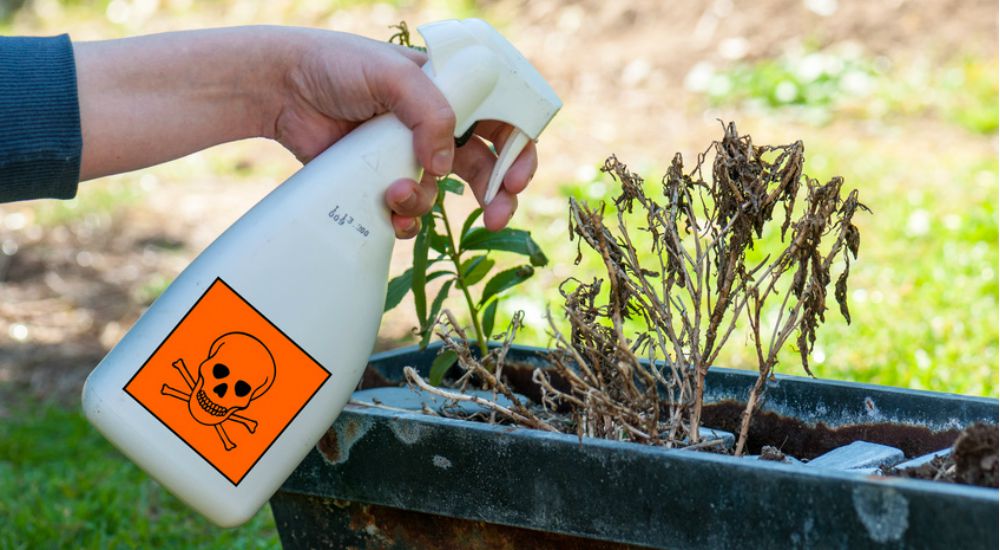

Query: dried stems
<box><xmin>403</xmin><ymin>309</ymin><xmax>564</xmax><ymax>433</ymax></box>
<box><xmin>549</xmin><ymin>122</ymin><xmax>865</xmax><ymax>452</ymax></box>
<box><xmin>405</xmin><ymin>123</ymin><xmax>865</xmax><ymax>455</ymax></box>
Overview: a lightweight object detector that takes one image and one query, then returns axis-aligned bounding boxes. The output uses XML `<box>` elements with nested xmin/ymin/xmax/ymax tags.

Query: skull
<box><xmin>188</xmin><ymin>332</ymin><xmax>275</xmax><ymax>425</ymax></box>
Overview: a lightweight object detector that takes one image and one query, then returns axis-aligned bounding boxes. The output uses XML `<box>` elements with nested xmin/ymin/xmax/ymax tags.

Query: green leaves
<box><xmin>383</xmin><ymin>175</ymin><xmax>547</xmax><ymax>364</ymax></box>
<box><xmin>438</xmin><ymin>177</ymin><xmax>465</xmax><ymax>195</ymax></box>
<box><xmin>428</xmin><ymin>349</ymin><xmax>459</xmax><ymax>386</ymax></box>
<box><xmin>419</xmin><ymin>280</ymin><xmax>453</xmax><ymax>348</ymax></box>
<box><xmin>460</xmin><ymin>255</ymin><xmax>495</xmax><ymax>286</ymax></box>
<box><xmin>481</xmin><ymin>301</ymin><xmax>498</xmax><ymax>340</ymax></box>
<box><xmin>481</xmin><ymin>265</ymin><xmax>535</xmax><ymax>306</ymax></box>
<box><xmin>411</xmin><ymin>214</ymin><xmax>431</xmax><ymax>324</ymax></box>
<box><xmin>460</xmin><ymin>208</ymin><xmax>483</xmax><ymax>238</ymax></box>
<box><xmin>384</xmin><ymin>268</ymin><xmax>413</xmax><ymax>312</ymax></box>
<box><xmin>462</xmin><ymin>228</ymin><xmax>548</xmax><ymax>267</ymax></box>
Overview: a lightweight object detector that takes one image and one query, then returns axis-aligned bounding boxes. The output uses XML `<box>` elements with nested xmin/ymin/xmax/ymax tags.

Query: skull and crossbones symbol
<box><xmin>160</xmin><ymin>332</ymin><xmax>276</xmax><ymax>451</ymax></box>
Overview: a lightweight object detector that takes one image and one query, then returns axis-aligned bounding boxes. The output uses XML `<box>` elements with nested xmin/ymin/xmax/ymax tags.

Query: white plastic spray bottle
<box><xmin>82</xmin><ymin>18</ymin><xmax>561</xmax><ymax>527</ymax></box>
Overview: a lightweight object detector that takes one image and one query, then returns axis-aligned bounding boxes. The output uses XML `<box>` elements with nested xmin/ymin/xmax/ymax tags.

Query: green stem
<box><xmin>438</xmin><ymin>197</ymin><xmax>489</xmax><ymax>357</ymax></box>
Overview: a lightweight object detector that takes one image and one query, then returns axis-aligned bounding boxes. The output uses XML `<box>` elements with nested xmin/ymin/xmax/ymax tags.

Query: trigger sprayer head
<box><xmin>418</xmin><ymin>19</ymin><xmax>562</xmax><ymax>204</ymax></box>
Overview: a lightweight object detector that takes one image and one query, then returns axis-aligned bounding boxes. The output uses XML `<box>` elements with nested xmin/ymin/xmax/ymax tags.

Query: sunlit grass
<box><xmin>0</xmin><ymin>398</ymin><xmax>279</xmax><ymax>548</ymax></box>
<box><xmin>693</xmin><ymin>46</ymin><xmax>999</xmax><ymax>135</ymax></box>
<box><xmin>32</xmin><ymin>175</ymin><xmax>145</xmax><ymax>226</ymax></box>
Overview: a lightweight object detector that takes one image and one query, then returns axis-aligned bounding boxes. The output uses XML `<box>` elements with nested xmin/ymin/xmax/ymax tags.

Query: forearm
<box><xmin>74</xmin><ymin>27</ymin><xmax>298</xmax><ymax>180</ymax></box>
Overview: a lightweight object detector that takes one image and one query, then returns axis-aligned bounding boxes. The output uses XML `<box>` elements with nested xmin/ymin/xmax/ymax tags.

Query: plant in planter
<box><xmin>382</xmin><ymin>21</ymin><xmax>548</xmax><ymax>373</ymax></box>
<box><xmin>382</xmin><ymin>175</ymin><xmax>547</xmax><ymax>374</ymax></box>
<box><xmin>402</xmin><ymin>122</ymin><xmax>867</xmax><ymax>456</ymax></box>
<box><xmin>271</xmin><ymin>123</ymin><xmax>998</xmax><ymax>549</ymax></box>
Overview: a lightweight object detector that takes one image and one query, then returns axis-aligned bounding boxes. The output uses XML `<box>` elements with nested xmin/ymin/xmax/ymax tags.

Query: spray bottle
<box><xmin>82</xmin><ymin>18</ymin><xmax>561</xmax><ymax>527</ymax></box>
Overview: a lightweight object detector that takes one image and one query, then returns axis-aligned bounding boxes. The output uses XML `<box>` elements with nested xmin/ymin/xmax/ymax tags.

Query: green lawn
<box><xmin>0</xmin><ymin>398</ymin><xmax>280</xmax><ymax>549</ymax></box>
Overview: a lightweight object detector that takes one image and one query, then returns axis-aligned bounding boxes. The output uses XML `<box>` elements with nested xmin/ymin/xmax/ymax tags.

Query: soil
<box><xmin>1</xmin><ymin>1</ymin><xmax>996</xmax><ymax>412</ymax></box>
<box><xmin>892</xmin><ymin>422</ymin><xmax>999</xmax><ymax>488</ymax></box>
<box><xmin>759</xmin><ymin>445</ymin><xmax>787</xmax><ymax>462</ymax></box>
<box><xmin>698</xmin><ymin>400</ymin><xmax>964</xmax><ymax>460</ymax></box>
<box><xmin>953</xmin><ymin>422</ymin><xmax>1000</xmax><ymax>487</ymax></box>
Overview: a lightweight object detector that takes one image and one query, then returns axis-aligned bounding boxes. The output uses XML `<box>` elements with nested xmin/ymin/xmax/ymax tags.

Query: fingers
<box><xmin>482</xmin><ymin>189</ymin><xmax>519</xmax><ymax>232</ymax></box>
<box><xmin>378</xmin><ymin>60</ymin><xmax>456</xmax><ymax>177</ymax></box>
<box><xmin>391</xmin><ymin>213</ymin><xmax>421</xmax><ymax>239</ymax></box>
<box><xmin>451</xmin><ymin>131</ymin><xmax>537</xmax><ymax>231</ymax></box>
<box><xmin>469</xmin><ymin>121</ymin><xmax>539</xmax><ymax>195</ymax></box>
<box><xmin>385</xmin><ymin>130</ymin><xmax>536</xmax><ymax>237</ymax></box>
<box><xmin>385</xmin><ymin>172</ymin><xmax>438</xmax><ymax>239</ymax></box>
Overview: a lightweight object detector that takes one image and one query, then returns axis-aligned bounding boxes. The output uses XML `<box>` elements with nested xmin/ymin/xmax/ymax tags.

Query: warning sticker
<box><xmin>124</xmin><ymin>278</ymin><xmax>330</xmax><ymax>485</ymax></box>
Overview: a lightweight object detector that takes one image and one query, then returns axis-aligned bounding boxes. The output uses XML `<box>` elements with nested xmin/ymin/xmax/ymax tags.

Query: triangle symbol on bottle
<box><xmin>362</xmin><ymin>152</ymin><xmax>380</xmax><ymax>172</ymax></box>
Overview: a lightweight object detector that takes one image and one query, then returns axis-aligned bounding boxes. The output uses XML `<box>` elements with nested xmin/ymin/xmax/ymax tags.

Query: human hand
<box><xmin>271</xmin><ymin>30</ymin><xmax>537</xmax><ymax>239</ymax></box>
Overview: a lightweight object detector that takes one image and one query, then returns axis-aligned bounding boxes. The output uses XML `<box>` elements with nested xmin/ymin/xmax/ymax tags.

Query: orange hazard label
<box><xmin>124</xmin><ymin>278</ymin><xmax>330</xmax><ymax>485</ymax></box>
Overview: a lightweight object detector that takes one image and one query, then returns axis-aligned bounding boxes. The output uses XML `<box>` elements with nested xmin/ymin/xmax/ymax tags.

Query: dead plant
<box><xmin>406</xmin><ymin>122</ymin><xmax>867</xmax><ymax>455</ymax></box>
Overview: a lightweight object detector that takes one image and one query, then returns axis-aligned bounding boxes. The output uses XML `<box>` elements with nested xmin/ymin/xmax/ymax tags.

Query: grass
<box><xmin>0</xmin><ymin>396</ymin><xmax>280</xmax><ymax>548</ymax></box>
<box><xmin>32</xmin><ymin>176</ymin><xmax>145</xmax><ymax>227</ymax></box>
<box><xmin>692</xmin><ymin>47</ymin><xmax>999</xmax><ymax>135</ymax></box>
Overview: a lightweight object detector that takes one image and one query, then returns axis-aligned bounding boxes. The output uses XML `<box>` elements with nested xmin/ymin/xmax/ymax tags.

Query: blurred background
<box><xmin>1</xmin><ymin>0</ymin><xmax>996</xmax><ymax>546</ymax></box>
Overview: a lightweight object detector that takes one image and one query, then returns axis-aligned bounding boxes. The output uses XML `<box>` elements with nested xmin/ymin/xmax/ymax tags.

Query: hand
<box><xmin>272</xmin><ymin>30</ymin><xmax>537</xmax><ymax>238</ymax></box>
<box><xmin>75</xmin><ymin>26</ymin><xmax>536</xmax><ymax>239</ymax></box>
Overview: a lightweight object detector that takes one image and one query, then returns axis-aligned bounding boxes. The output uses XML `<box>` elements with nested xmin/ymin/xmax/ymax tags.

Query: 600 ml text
<box><xmin>328</xmin><ymin>205</ymin><xmax>370</xmax><ymax>237</ymax></box>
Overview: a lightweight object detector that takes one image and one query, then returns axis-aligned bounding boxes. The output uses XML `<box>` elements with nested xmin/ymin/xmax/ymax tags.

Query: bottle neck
<box><xmin>423</xmin><ymin>46</ymin><xmax>501</xmax><ymax>140</ymax></box>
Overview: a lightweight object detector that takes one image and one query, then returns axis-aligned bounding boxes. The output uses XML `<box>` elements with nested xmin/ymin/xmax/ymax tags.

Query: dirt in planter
<box><xmin>891</xmin><ymin>422</ymin><xmax>999</xmax><ymax>488</ymax></box>
<box><xmin>759</xmin><ymin>445</ymin><xmax>787</xmax><ymax>462</ymax></box>
<box><xmin>491</xmin><ymin>363</ymin><xmax>971</xmax><ymax>461</ymax></box>
<box><xmin>699</xmin><ymin>400</ymin><xmax>963</xmax><ymax>460</ymax></box>
<box><xmin>954</xmin><ymin>422</ymin><xmax>999</xmax><ymax>486</ymax></box>
<box><xmin>366</xmin><ymin>360</ymin><xmax>996</xmax><ymax>487</ymax></box>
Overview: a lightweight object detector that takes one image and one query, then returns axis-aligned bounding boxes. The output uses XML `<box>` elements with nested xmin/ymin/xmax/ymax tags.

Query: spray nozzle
<box><xmin>418</xmin><ymin>19</ymin><xmax>562</xmax><ymax>204</ymax></box>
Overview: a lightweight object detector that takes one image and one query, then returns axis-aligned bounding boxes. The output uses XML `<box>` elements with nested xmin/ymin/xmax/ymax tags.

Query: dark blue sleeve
<box><xmin>0</xmin><ymin>34</ymin><xmax>82</xmax><ymax>203</ymax></box>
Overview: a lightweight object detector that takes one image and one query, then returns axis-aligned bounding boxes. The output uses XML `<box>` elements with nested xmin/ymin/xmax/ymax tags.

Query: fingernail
<box><xmin>403</xmin><ymin>218</ymin><xmax>419</xmax><ymax>233</ymax></box>
<box><xmin>431</xmin><ymin>147</ymin><xmax>453</xmax><ymax>176</ymax></box>
<box><xmin>400</xmin><ymin>190</ymin><xmax>418</xmax><ymax>210</ymax></box>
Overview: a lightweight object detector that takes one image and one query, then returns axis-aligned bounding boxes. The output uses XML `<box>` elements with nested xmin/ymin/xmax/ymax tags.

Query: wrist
<box><xmin>234</xmin><ymin>26</ymin><xmax>307</xmax><ymax>141</ymax></box>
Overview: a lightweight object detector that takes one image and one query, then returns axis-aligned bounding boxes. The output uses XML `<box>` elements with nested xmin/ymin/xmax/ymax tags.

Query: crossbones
<box><xmin>161</xmin><ymin>358</ymin><xmax>258</xmax><ymax>451</ymax></box>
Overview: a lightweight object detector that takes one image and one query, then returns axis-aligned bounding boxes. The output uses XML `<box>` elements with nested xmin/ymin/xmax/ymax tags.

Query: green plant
<box><xmin>383</xmin><ymin>21</ymin><xmax>547</xmax><ymax>382</ymax></box>
<box><xmin>384</xmin><ymin>177</ymin><xmax>547</xmax><ymax>382</ymax></box>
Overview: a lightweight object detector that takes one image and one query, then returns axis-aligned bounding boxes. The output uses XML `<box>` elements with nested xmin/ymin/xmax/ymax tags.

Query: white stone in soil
<box><xmin>806</xmin><ymin>440</ymin><xmax>905</xmax><ymax>471</ymax></box>
<box><xmin>892</xmin><ymin>448</ymin><xmax>952</xmax><ymax>471</ymax></box>
<box><xmin>698</xmin><ymin>427</ymin><xmax>735</xmax><ymax>450</ymax></box>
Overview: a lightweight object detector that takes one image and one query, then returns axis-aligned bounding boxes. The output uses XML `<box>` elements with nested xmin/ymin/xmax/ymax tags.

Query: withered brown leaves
<box><xmin>545</xmin><ymin>122</ymin><xmax>867</xmax><ymax>453</ymax></box>
<box><xmin>410</xmin><ymin>122</ymin><xmax>867</xmax><ymax>455</ymax></box>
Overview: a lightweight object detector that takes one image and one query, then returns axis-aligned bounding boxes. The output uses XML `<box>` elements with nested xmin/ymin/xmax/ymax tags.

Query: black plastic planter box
<box><xmin>272</xmin><ymin>343</ymin><xmax>998</xmax><ymax>549</ymax></box>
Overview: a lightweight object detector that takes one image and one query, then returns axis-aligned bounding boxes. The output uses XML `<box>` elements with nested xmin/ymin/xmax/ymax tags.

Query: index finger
<box><xmin>375</xmin><ymin>57</ymin><xmax>456</xmax><ymax>177</ymax></box>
